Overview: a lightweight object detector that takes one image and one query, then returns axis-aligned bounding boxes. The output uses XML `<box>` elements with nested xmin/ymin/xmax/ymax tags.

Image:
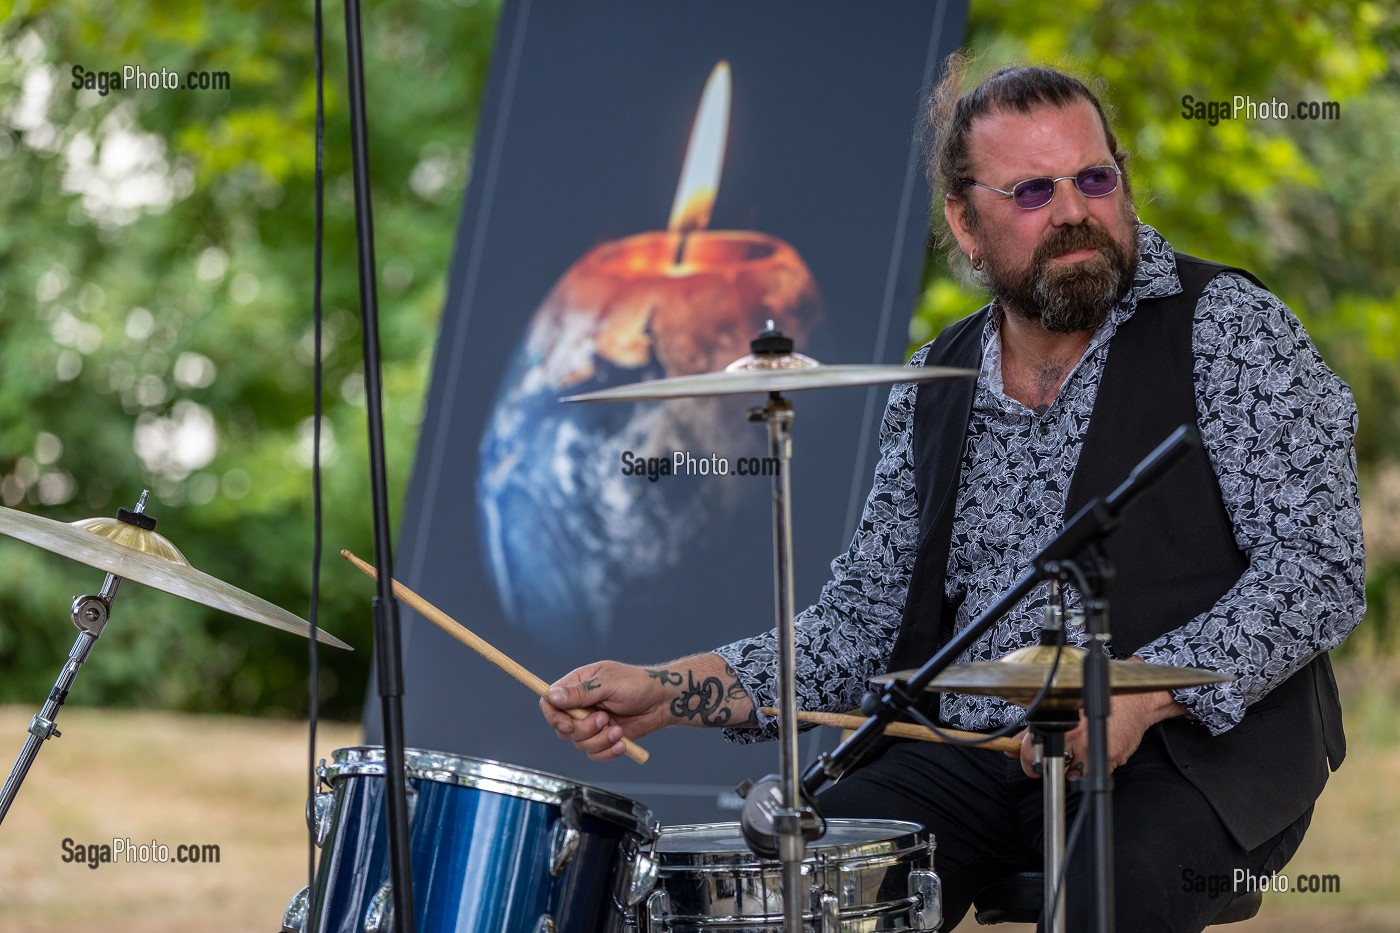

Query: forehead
<box><xmin>965</xmin><ymin>100</ymin><xmax>1113</xmax><ymax>183</ymax></box>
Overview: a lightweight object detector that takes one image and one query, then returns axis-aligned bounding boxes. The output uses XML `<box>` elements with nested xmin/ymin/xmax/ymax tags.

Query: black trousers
<box><xmin>816</xmin><ymin>728</ymin><xmax>1311</xmax><ymax>932</ymax></box>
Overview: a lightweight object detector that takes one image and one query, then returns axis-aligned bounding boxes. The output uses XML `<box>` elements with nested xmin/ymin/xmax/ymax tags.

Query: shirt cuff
<box><xmin>1133</xmin><ymin>641</ymin><xmax>1246</xmax><ymax>735</ymax></box>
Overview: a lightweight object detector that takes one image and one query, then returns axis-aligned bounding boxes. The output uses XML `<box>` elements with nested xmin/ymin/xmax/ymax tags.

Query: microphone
<box><xmin>737</xmin><ymin>773</ymin><xmax>785</xmax><ymax>859</ymax></box>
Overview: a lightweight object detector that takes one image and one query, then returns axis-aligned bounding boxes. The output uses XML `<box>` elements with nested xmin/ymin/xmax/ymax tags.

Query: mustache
<box><xmin>1033</xmin><ymin>223</ymin><xmax>1118</xmax><ymax>265</ymax></box>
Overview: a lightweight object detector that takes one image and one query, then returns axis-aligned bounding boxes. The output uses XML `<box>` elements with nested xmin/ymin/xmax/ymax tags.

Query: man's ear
<box><xmin>944</xmin><ymin>196</ymin><xmax>978</xmax><ymax>258</ymax></box>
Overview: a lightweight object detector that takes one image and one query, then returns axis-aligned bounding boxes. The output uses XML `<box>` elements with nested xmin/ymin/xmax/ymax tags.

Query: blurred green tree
<box><xmin>0</xmin><ymin>0</ymin><xmax>496</xmax><ymax>717</ymax></box>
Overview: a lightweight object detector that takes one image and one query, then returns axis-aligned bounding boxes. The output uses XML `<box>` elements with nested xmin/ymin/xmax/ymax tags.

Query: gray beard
<box><xmin>1032</xmin><ymin>250</ymin><xmax>1128</xmax><ymax>333</ymax></box>
<box><xmin>988</xmin><ymin>223</ymin><xmax>1140</xmax><ymax>334</ymax></box>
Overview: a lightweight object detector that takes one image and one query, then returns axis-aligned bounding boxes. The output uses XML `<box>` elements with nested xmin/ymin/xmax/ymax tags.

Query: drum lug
<box><xmin>532</xmin><ymin>916</ymin><xmax>557</xmax><ymax>933</ymax></box>
<box><xmin>549</xmin><ymin>791</ymin><xmax>583</xmax><ymax>877</ymax></box>
<box><xmin>643</xmin><ymin>888</ymin><xmax>672</xmax><ymax>932</ymax></box>
<box><xmin>548</xmin><ymin>818</ymin><xmax>582</xmax><ymax>874</ymax></box>
<box><xmin>306</xmin><ymin>790</ymin><xmax>336</xmax><ymax>847</ymax></box>
<box><xmin>549</xmin><ymin>822</ymin><xmax>581</xmax><ymax>878</ymax></box>
<box><xmin>909</xmin><ymin>869</ymin><xmax>943</xmax><ymax>931</ymax></box>
<box><xmin>624</xmin><ymin>851</ymin><xmax>659</xmax><ymax>908</ymax></box>
<box><xmin>363</xmin><ymin>881</ymin><xmax>393</xmax><ymax>933</ymax></box>
<box><xmin>280</xmin><ymin>884</ymin><xmax>309</xmax><ymax>933</ymax></box>
<box><xmin>814</xmin><ymin>887</ymin><xmax>840</xmax><ymax>933</ymax></box>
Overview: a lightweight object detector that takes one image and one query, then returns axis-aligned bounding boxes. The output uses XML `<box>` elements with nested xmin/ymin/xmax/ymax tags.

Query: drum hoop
<box><xmin>653</xmin><ymin>819</ymin><xmax>928</xmax><ymax>869</ymax></box>
<box><xmin>323</xmin><ymin>746</ymin><xmax>656</xmax><ymax>836</ymax></box>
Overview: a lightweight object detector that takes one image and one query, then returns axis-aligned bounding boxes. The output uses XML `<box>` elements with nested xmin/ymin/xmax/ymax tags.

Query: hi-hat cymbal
<box><xmin>873</xmin><ymin>644</ymin><xmax>1230</xmax><ymax>709</ymax></box>
<box><xmin>563</xmin><ymin>363</ymin><xmax>977</xmax><ymax>403</ymax></box>
<box><xmin>0</xmin><ymin>505</ymin><xmax>351</xmax><ymax>650</ymax></box>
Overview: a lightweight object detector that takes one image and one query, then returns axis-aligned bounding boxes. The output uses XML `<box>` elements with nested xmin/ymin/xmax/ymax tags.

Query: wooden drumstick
<box><xmin>342</xmin><ymin>549</ymin><xmax>649</xmax><ymax>764</ymax></box>
<box><xmin>761</xmin><ymin>707</ymin><xmax>1020</xmax><ymax>754</ymax></box>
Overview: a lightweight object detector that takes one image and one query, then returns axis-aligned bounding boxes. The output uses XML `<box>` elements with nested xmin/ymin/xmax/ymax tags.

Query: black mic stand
<box><xmin>801</xmin><ymin>423</ymin><xmax>1202</xmax><ymax>933</ymax></box>
<box><xmin>1038</xmin><ymin>544</ymin><xmax>1114</xmax><ymax>933</ymax></box>
<box><xmin>342</xmin><ymin>1</ymin><xmax>415</xmax><ymax>930</ymax></box>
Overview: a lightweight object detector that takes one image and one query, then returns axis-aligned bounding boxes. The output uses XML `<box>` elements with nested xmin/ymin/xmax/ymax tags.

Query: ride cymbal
<box><xmin>0</xmin><ymin>505</ymin><xmax>351</xmax><ymax>649</ymax></box>
<box><xmin>564</xmin><ymin>363</ymin><xmax>977</xmax><ymax>402</ymax></box>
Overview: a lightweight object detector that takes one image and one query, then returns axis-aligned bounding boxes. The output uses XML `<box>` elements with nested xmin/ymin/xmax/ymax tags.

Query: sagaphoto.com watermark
<box><xmin>1181</xmin><ymin>867</ymin><xmax>1342</xmax><ymax>899</ymax></box>
<box><xmin>72</xmin><ymin>63</ymin><xmax>231</xmax><ymax>97</ymax></box>
<box><xmin>1181</xmin><ymin>93</ymin><xmax>1341</xmax><ymax>126</ymax></box>
<box><xmin>61</xmin><ymin>835</ymin><xmax>221</xmax><ymax>870</ymax></box>
<box><xmin>619</xmin><ymin>449</ymin><xmax>780</xmax><ymax>483</ymax></box>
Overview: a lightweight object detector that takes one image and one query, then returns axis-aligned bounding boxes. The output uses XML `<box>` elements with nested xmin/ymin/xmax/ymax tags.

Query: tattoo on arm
<box><xmin>659</xmin><ymin>662</ymin><xmax>757</xmax><ymax>728</ymax></box>
<box><xmin>645</xmin><ymin>668</ymin><xmax>684</xmax><ymax>687</ymax></box>
<box><xmin>723</xmin><ymin>662</ymin><xmax>757</xmax><ymax>726</ymax></box>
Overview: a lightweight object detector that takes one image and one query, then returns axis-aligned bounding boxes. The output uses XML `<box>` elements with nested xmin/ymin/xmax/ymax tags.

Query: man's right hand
<box><xmin>539</xmin><ymin>653</ymin><xmax>758</xmax><ymax>761</ymax></box>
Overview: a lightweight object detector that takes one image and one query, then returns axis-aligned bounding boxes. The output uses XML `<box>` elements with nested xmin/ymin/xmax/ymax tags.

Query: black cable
<box><xmin>307</xmin><ymin>0</ymin><xmax>327</xmax><ymax>925</ymax></box>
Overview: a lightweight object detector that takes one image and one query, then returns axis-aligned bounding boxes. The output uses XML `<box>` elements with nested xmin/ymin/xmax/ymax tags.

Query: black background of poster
<box><xmin>368</xmin><ymin>0</ymin><xmax>969</xmax><ymax>825</ymax></box>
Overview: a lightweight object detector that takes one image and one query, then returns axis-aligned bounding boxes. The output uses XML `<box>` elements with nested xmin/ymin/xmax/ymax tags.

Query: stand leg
<box><xmin>0</xmin><ymin>628</ymin><xmax>97</xmax><ymax>825</ymax></box>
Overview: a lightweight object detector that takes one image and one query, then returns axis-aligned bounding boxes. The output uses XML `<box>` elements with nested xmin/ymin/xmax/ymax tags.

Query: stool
<box><xmin>971</xmin><ymin>870</ymin><xmax>1263</xmax><ymax>926</ymax></box>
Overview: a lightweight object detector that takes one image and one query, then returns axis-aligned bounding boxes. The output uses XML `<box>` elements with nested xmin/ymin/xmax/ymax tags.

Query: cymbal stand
<box><xmin>749</xmin><ymin>390</ymin><xmax>816</xmax><ymax>932</ymax></box>
<box><xmin>1030</xmin><ymin>711</ymin><xmax>1075</xmax><ymax>933</ymax></box>
<box><xmin>1042</xmin><ymin>549</ymin><xmax>1115</xmax><ymax>933</ymax></box>
<box><xmin>0</xmin><ymin>498</ymin><xmax>147</xmax><ymax>826</ymax></box>
<box><xmin>1028</xmin><ymin>584</ymin><xmax>1075</xmax><ymax>933</ymax></box>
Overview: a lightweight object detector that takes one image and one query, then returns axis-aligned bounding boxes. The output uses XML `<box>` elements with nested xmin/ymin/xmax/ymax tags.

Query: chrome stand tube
<box><xmin>753</xmin><ymin>393</ymin><xmax>807</xmax><ymax>932</ymax></box>
<box><xmin>0</xmin><ymin>572</ymin><xmax>120</xmax><ymax>826</ymax></box>
<box><xmin>1039</xmin><ymin>731</ymin><xmax>1068</xmax><ymax>933</ymax></box>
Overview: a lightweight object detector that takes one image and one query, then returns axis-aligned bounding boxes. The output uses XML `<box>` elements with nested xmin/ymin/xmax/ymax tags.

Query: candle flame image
<box><xmin>668</xmin><ymin>61</ymin><xmax>729</xmax><ymax>236</ymax></box>
<box><xmin>478</xmin><ymin>62</ymin><xmax>823</xmax><ymax>649</ymax></box>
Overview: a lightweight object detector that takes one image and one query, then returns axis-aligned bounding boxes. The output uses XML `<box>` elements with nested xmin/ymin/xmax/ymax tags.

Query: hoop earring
<box><xmin>971</xmin><ymin>254</ymin><xmax>984</xmax><ymax>272</ymax></box>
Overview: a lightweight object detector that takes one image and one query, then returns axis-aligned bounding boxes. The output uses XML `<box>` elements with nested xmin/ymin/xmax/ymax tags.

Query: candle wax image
<box><xmin>476</xmin><ymin>63</ymin><xmax>823</xmax><ymax>649</ymax></box>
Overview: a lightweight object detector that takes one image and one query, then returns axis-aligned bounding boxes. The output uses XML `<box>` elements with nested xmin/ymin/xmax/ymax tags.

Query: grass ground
<box><xmin>0</xmin><ymin>657</ymin><xmax>1396</xmax><ymax>930</ymax></box>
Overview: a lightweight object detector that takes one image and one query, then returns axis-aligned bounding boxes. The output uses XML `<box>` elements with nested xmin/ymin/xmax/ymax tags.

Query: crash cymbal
<box><xmin>563</xmin><ymin>363</ymin><xmax>977</xmax><ymax>403</ymax></box>
<box><xmin>873</xmin><ymin>644</ymin><xmax>1230</xmax><ymax>709</ymax></box>
<box><xmin>0</xmin><ymin>505</ymin><xmax>351</xmax><ymax>649</ymax></box>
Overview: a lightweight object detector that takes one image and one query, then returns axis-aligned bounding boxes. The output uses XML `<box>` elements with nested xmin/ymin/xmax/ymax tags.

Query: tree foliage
<box><xmin>0</xmin><ymin>0</ymin><xmax>1396</xmax><ymax>719</ymax></box>
<box><xmin>0</xmin><ymin>0</ymin><xmax>495</xmax><ymax>717</ymax></box>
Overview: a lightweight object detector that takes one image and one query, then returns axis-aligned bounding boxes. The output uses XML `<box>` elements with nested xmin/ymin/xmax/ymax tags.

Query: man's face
<box><xmin>945</xmin><ymin>100</ymin><xmax>1139</xmax><ymax>333</ymax></box>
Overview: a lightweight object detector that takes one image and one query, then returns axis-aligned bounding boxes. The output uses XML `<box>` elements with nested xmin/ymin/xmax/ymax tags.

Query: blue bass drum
<box><xmin>281</xmin><ymin>747</ymin><xmax>658</xmax><ymax>933</ymax></box>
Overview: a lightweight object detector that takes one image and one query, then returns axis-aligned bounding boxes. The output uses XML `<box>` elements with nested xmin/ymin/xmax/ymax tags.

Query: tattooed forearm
<box><xmin>722</xmin><ymin>661</ymin><xmax>758</xmax><ymax>727</ymax></box>
<box><xmin>661</xmin><ymin>662</ymin><xmax>756</xmax><ymax>728</ymax></box>
<box><xmin>645</xmin><ymin>668</ymin><xmax>684</xmax><ymax>687</ymax></box>
<box><xmin>669</xmin><ymin>671</ymin><xmax>729</xmax><ymax>725</ymax></box>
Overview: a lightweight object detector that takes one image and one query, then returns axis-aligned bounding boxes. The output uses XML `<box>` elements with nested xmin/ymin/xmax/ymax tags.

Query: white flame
<box><xmin>668</xmin><ymin>61</ymin><xmax>731</xmax><ymax>232</ymax></box>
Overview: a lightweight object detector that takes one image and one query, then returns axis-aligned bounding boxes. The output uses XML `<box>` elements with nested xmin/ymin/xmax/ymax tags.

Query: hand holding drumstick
<box><xmin>344</xmin><ymin>549</ymin><xmax>1014</xmax><ymax>765</ymax></box>
<box><xmin>341</xmin><ymin>549</ymin><xmax>650</xmax><ymax>764</ymax></box>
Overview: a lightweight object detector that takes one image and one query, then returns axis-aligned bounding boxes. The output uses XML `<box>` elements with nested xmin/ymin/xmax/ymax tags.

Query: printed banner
<box><xmin>371</xmin><ymin>0</ymin><xmax>969</xmax><ymax>824</ymax></box>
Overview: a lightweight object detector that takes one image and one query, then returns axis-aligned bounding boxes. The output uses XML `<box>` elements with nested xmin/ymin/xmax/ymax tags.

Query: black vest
<box><xmin>888</xmin><ymin>256</ymin><xmax>1344</xmax><ymax>850</ymax></box>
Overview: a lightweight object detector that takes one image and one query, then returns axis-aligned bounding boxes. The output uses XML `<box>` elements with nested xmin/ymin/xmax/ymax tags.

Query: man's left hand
<box><xmin>1009</xmin><ymin>657</ymin><xmax>1187</xmax><ymax>779</ymax></box>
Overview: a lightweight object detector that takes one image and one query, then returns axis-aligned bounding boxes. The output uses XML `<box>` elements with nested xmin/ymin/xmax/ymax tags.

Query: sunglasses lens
<box><xmin>1076</xmin><ymin>167</ymin><xmax>1119</xmax><ymax>197</ymax></box>
<box><xmin>1010</xmin><ymin>178</ymin><xmax>1056</xmax><ymax>209</ymax></box>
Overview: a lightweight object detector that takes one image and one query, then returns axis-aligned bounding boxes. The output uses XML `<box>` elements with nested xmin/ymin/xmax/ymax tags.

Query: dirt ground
<box><xmin>0</xmin><ymin>692</ymin><xmax>1396</xmax><ymax>931</ymax></box>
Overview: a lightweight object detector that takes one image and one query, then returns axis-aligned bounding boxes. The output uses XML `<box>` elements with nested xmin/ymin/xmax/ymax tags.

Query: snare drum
<box><xmin>281</xmin><ymin>747</ymin><xmax>658</xmax><ymax>933</ymax></box>
<box><xmin>633</xmin><ymin>820</ymin><xmax>940</xmax><ymax>932</ymax></box>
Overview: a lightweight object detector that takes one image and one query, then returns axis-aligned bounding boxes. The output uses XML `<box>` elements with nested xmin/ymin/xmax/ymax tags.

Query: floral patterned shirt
<box><xmin>715</xmin><ymin>224</ymin><xmax>1365</xmax><ymax>738</ymax></box>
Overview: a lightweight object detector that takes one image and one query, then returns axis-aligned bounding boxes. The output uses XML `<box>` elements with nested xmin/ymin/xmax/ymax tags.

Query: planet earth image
<box><xmin>478</xmin><ymin>228</ymin><xmax>821</xmax><ymax>651</ymax></box>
